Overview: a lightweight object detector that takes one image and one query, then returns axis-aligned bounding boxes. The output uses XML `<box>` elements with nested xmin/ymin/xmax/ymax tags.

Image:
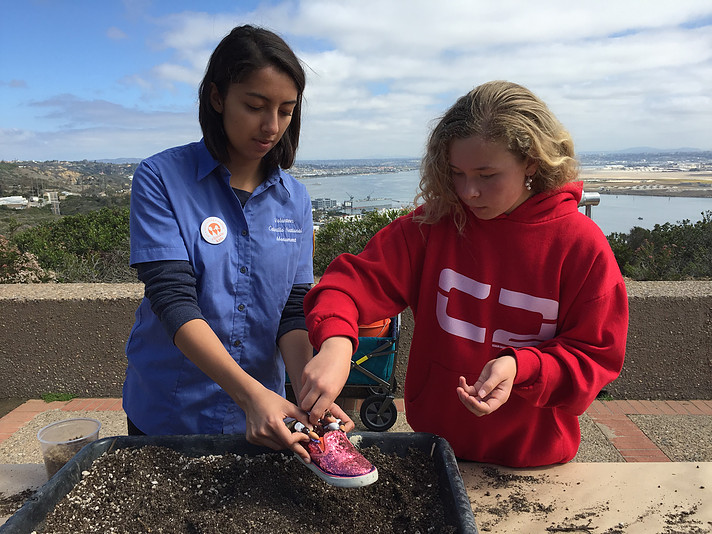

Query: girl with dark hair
<box><xmin>301</xmin><ymin>81</ymin><xmax>628</xmax><ymax>467</ymax></box>
<box><xmin>124</xmin><ymin>25</ymin><xmax>353</xmax><ymax>463</ymax></box>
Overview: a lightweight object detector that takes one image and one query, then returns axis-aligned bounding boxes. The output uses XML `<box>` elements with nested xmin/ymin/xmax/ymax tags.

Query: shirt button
<box><xmin>233</xmin><ymin>340</ymin><xmax>241</xmax><ymax>347</ymax></box>
<box><xmin>241</xmin><ymin>230</ymin><xmax>248</xmax><ymax>236</ymax></box>
<box><xmin>240</xmin><ymin>266</ymin><xmax>247</xmax><ymax>274</ymax></box>
<box><xmin>238</xmin><ymin>304</ymin><xmax>245</xmax><ymax>311</ymax></box>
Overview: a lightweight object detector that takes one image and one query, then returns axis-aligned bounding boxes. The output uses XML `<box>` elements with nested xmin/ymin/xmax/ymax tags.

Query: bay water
<box><xmin>298</xmin><ymin>169</ymin><xmax>711</xmax><ymax>236</ymax></box>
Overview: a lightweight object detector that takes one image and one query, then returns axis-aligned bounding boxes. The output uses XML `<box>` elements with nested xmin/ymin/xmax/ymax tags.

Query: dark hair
<box><xmin>198</xmin><ymin>25</ymin><xmax>305</xmax><ymax>169</ymax></box>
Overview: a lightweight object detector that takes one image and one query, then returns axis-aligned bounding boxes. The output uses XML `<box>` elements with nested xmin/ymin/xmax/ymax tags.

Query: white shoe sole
<box><xmin>295</xmin><ymin>453</ymin><xmax>379</xmax><ymax>488</ymax></box>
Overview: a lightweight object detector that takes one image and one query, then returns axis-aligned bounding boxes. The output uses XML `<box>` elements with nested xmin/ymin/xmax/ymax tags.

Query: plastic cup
<box><xmin>37</xmin><ymin>418</ymin><xmax>101</xmax><ymax>479</ymax></box>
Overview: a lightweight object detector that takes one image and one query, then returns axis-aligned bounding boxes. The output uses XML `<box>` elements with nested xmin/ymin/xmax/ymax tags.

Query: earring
<box><xmin>525</xmin><ymin>176</ymin><xmax>533</xmax><ymax>191</ymax></box>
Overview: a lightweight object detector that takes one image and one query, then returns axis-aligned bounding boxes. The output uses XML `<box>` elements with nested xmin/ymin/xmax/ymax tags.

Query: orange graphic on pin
<box><xmin>200</xmin><ymin>216</ymin><xmax>227</xmax><ymax>244</ymax></box>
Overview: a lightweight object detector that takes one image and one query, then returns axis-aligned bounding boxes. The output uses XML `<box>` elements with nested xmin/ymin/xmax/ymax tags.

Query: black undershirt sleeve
<box><xmin>136</xmin><ymin>260</ymin><xmax>204</xmax><ymax>341</ymax></box>
<box><xmin>136</xmin><ymin>262</ymin><xmax>310</xmax><ymax>343</ymax></box>
<box><xmin>277</xmin><ymin>284</ymin><xmax>310</xmax><ymax>340</ymax></box>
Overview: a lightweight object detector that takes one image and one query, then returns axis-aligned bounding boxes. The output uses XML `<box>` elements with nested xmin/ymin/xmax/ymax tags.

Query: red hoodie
<box><xmin>305</xmin><ymin>182</ymin><xmax>628</xmax><ymax>467</ymax></box>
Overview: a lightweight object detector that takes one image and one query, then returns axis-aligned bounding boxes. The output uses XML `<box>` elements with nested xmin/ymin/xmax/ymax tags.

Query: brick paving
<box><xmin>1</xmin><ymin>398</ymin><xmax>710</xmax><ymax>462</ymax></box>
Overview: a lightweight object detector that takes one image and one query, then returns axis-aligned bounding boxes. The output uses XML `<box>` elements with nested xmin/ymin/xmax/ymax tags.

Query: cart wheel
<box><xmin>360</xmin><ymin>395</ymin><xmax>398</xmax><ymax>432</ymax></box>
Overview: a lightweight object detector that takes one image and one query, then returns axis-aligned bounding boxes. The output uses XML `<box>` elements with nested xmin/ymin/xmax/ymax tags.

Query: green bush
<box><xmin>0</xmin><ymin>235</ymin><xmax>57</xmax><ymax>283</ymax></box>
<box><xmin>314</xmin><ymin>209</ymin><xmax>411</xmax><ymax>275</ymax></box>
<box><xmin>314</xmin><ymin>208</ymin><xmax>712</xmax><ymax>282</ymax></box>
<box><xmin>5</xmin><ymin>204</ymin><xmax>710</xmax><ymax>283</ymax></box>
<box><xmin>607</xmin><ymin>210</ymin><xmax>712</xmax><ymax>280</ymax></box>
<box><xmin>10</xmin><ymin>207</ymin><xmax>133</xmax><ymax>282</ymax></box>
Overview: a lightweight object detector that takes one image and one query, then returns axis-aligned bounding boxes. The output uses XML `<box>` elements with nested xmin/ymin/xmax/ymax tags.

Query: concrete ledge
<box><xmin>607</xmin><ymin>280</ymin><xmax>712</xmax><ymax>400</ymax></box>
<box><xmin>0</xmin><ymin>281</ymin><xmax>710</xmax><ymax>400</ymax></box>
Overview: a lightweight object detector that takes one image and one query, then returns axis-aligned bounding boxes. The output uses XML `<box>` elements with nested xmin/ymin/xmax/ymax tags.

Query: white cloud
<box><xmin>1</xmin><ymin>96</ymin><xmax>199</xmax><ymax>161</ymax></box>
<box><xmin>106</xmin><ymin>26</ymin><xmax>127</xmax><ymax>40</ymax></box>
<box><xmin>5</xmin><ymin>0</ymin><xmax>712</xmax><ymax>160</ymax></box>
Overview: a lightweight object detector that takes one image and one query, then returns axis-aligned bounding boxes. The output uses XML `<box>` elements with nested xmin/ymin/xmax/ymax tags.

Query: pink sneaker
<box><xmin>298</xmin><ymin>430</ymin><xmax>378</xmax><ymax>488</ymax></box>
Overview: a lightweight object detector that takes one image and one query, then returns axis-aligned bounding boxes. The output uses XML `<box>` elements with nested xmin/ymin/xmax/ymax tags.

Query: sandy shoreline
<box><xmin>580</xmin><ymin>169</ymin><xmax>712</xmax><ymax>197</ymax></box>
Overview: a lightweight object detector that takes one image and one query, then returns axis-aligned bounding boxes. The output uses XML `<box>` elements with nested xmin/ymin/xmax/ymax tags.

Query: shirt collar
<box><xmin>196</xmin><ymin>139</ymin><xmax>223</xmax><ymax>182</ymax></box>
<box><xmin>194</xmin><ymin>139</ymin><xmax>292</xmax><ymax>200</ymax></box>
<box><xmin>261</xmin><ymin>166</ymin><xmax>292</xmax><ymax>200</ymax></box>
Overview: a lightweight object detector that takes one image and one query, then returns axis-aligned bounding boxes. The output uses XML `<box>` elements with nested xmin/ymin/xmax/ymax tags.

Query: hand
<box><xmin>298</xmin><ymin>336</ymin><xmax>353</xmax><ymax>427</ymax></box>
<box><xmin>241</xmin><ymin>386</ymin><xmax>313</xmax><ymax>463</ymax></box>
<box><xmin>456</xmin><ymin>355</ymin><xmax>517</xmax><ymax>416</ymax></box>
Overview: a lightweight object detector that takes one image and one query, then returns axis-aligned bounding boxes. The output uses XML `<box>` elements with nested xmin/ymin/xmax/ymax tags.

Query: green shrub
<box><xmin>314</xmin><ymin>208</ymin><xmax>712</xmax><ymax>282</ymax></box>
<box><xmin>6</xmin><ymin>203</ymin><xmax>710</xmax><ymax>283</ymax></box>
<box><xmin>313</xmin><ymin>209</ymin><xmax>411</xmax><ymax>275</ymax></box>
<box><xmin>606</xmin><ymin>211</ymin><xmax>712</xmax><ymax>280</ymax></box>
<box><xmin>11</xmin><ymin>207</ymin><xmax>133</xmax><ymax>282</ymax></box>
<box><xmin>0</xmin><ymin>235</ymin><xmax>57</xmax><ymax>283</ymax></box>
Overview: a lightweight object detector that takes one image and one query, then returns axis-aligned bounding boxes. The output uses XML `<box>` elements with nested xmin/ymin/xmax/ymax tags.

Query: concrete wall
<box><xmin>0</xmin><ymin>281</ymin><xmax>710</xmax><ymax>400</ymax></box>
<box><xmin>606</xmin><ymin>281</ymin><xmax>712</xmax><ymax>400</ymax></box>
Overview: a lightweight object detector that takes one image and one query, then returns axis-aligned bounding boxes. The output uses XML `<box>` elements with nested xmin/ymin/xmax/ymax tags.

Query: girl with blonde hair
<box><xmin>300</xmin><ymin>81</ymin><xmax>628</xmax><ymax>467</ymax></box>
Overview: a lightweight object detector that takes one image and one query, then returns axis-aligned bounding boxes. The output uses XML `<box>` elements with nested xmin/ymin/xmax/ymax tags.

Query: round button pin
<box><xmin>201</xmin><ymin>216</ymin><xmax>227</xmax><ymax>245</ymax></box>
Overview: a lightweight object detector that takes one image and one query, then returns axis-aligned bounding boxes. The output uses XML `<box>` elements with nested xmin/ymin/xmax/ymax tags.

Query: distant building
<box><xmin>343</xmin><ymin>197</ymin><xmax>393</xmax><ymax>214</ymax></box>
<box><xmin>0</xmin><ymin>196</ymin><xmax>28</xmax><ymax>209</ymax></box>
<box><xmin>312</xmin><ymin>197</ymin><xmax>339</xmax><ymax>210</ymax></box>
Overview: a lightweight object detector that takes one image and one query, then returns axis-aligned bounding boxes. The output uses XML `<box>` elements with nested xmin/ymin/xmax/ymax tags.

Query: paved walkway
<box><xmin>2</xmin><ymin>397</ymin><xmax>711</xmax><ymax>463</ymax></box>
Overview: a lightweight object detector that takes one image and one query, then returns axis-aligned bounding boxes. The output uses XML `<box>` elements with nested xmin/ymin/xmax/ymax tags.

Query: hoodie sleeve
<box><xmin>305</xmin><ymin>213</ymin><xmax>425</xmax><ymax>352</ymax></box>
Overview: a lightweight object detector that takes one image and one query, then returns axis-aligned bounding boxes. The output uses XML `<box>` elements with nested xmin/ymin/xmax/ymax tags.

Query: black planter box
<box><xmin>1</xmin><ymin>432</ymin><xmax>477</xmax><ymax>533</ymax></box>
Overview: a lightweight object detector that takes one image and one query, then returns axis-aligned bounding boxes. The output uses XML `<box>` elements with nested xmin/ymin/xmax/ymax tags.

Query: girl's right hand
<box><xmin>298</xmin><ymin>336</ymin><xmax>353</xmax><ymax>427</ymax></box>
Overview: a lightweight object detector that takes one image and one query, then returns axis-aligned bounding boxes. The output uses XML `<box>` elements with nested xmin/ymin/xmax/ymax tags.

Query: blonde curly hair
<box><xmin>415</xmin><ymin>81</ymin><xmax>579</xmax><ymax>231</ymax></box>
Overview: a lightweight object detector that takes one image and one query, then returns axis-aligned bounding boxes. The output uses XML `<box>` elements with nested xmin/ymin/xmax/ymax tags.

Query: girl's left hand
<box><xmin>456</xmin><ymin>355</ymin><xmax>517</xmax><ymax>416</ymax></box>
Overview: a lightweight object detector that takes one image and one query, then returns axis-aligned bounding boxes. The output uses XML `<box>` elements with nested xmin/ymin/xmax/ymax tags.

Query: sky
<box><xmin>1</xmin><ymin>0</ymin><xmax>711</xmax><ymax>162</ymax></box>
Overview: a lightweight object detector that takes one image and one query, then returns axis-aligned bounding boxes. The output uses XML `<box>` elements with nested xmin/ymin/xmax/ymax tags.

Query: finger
<box><xmin>289</xmin><ymin>436</ymin><xmax>311</xmax><ymax>463</ymax></box>
<box><xmin>458</xmin><ymin>376</ymin><xmax>477</xmax><ymax>396</ymax></box>
<box><xmin>331</xmin><ymin>405</ymin><xmax>353</xmax><ymax>426</ymax></box>
<box><xmin>299</xmin><ymin>388</ymin><xmax>318</xmax><ymax>414</ymax></box>
<box><xmin>476</xmin><ymin>376</ymin><xmax>502</xmax><ymax>400</ymax></box>
<box><xmin>457</xmin><ymin>387</ymin><xmax>490</xmax><ymax>416</ymax></box>
<box><xmin>276</xmin><ymin>421</ymin><xmax>307</xmax><ymax>452</ymax></box>
<box><xmin>284</xmin><ymin>405</ymin><xmax>311</xmax><ymax>427</ymax></box>
<box><xmin>341</xmin><ymin>419</ymin><xmax>355</xmax><ymax>432</ymax></box>
<box><xmin>308</xmin><ymin>400</ymin><xmax>328</xmax><ymax>426</ymax></box>
<box><xmin>328</xmin><ymin>404</ymin><xmax>355</xmax><ymax>432</ymax></box>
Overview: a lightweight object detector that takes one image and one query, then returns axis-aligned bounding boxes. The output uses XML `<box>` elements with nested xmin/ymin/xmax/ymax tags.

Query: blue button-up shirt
<box><xmin>124</xmin><ymin>140</ymin><xmax>313</xmax><ymax>435</ymax></box>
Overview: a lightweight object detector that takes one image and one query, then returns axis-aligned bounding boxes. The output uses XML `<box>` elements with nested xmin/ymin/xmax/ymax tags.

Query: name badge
<box><xmin>201</xmin><ymin>216</ymin><xmax>227</xmax><ymax>244</ymax></box>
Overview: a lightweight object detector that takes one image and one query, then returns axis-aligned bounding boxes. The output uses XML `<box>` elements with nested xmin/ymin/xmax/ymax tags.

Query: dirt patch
<box><xmin>28</xmin><ymin>444</ymin><xmax>459</xmax><ymax>534</ymax></box>
<box><xmin>467</xmin><ymin>465</ymin><xmax>709</xmax><ymax>533</ymax></box>
<box><xmin>0</xmin><ymin>489</ymin><xmax>34</xmax><ymax>519</ymax></box>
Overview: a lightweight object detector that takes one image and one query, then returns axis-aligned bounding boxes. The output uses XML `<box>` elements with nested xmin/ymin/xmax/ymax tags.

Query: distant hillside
<box><xmin>97</xmin><ymin>158</ymin><xmax>142</xmax><ymax>164</ymax></box>
<box><xmin>581</xmin><ymin>147</ymin><xmax>705</xmax><ymax>155</ymax></box>
<box><xmin>0</xmin><ymin>160</ymin><xmax>135</xmax><ymax>198</ymax></box>
<box><xmin>578</xmin><ymin>150</ymin><xmax>711</xmax><ymax>169</ymax></box>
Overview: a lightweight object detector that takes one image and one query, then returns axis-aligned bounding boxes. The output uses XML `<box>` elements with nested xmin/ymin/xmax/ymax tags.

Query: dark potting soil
<box><xmin>37</xmin><ymin>445</ymin><xmax>458</xmax><ymax>534</ymax></box>
<box><xmin>41</xmin><ymin>439</ymin><xmax>87</xmax><ymax>479</ymax></box>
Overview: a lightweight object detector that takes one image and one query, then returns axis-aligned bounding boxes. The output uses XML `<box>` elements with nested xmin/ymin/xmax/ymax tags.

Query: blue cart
<box><xmin>348</xmin><ymin>314</ymin><xmax>401</xmax><ymax>431</ymax></box>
